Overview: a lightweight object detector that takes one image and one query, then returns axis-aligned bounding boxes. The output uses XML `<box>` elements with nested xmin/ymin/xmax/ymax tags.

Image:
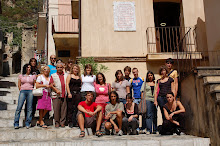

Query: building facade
<box><xmin>39</xmin><ymin>0</ymin><xmax>217</xmax><ymax>82</ymax></box>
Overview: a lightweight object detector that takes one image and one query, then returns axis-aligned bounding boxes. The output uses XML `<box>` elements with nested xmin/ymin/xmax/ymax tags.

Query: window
<box><xmin>58</xmin><ymin>50</ymin><xmax>70</xmax><ymax>57</ymax></box>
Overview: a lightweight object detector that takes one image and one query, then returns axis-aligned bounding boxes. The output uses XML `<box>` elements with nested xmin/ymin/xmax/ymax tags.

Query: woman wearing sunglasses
<box><xmin>35</xmin><ymin>66</ymin><xmax>52</xmax><ymax>128</ymax></box>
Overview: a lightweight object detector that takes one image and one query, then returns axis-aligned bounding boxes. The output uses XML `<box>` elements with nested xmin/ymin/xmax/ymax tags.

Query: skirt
<box><xmin>37</xmin><ymin>90</ymin><xmax>52</xmax><ymax>111</ymax></box>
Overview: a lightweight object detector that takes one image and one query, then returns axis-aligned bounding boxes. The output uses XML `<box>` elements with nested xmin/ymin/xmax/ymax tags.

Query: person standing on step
<box><xmin>49</xmin><ymin>63</ymin><xmax>68</xmax><ymax>128</ymax></box>
<box><xmin>154</xmin><ymin>65</ymin><xmax>175</xmax><ymax>121</ymax></box>
<box><xmin>94</xmin><ymin>72</ymin><xmax>111</xmax><ymax>120</ymax></box>
<box><xmin>48</xmin><ymin>55</ymin><xmax>57</xmax><ymax>76</ymax></box>
<box><xmin>105</xmin><ymin>91</ymin><xmax>124</xmax><ymax>136</ymax></box>
<box><xmin>124</xmin><ymin>66</ymin><xmax>131</xmax><ymax>81</ymax></box>
<box><xmin>140</xmin><ymin>71</ymin><xmax>158</xmax><ymax>135</ymax></box>
<box><xmin>122</xmin><ymin>93</ymin><xmax>139</xmax><ymax>135</ymax></box>
<box><xmin>159</xmin><ymin>92</ymin><xmax>185</xmax><ymax>135</ymax></box>
<box><xmin>35</xmin><ymin>66</ymin><xmax>52</xmax><ymax>128</ymax></box>
<box><xmin>81</xmin><ymin>64</ymin><xmax>96</xmax><ymax>101</ymax></box>
<box><xmin>112</xmin><ymin>70</ymin><xmax>130</xmax><ymax>105</ymax></box>
<box><xmin>14</xmin><ymin>64</ymin><xmax>36</xmax><ymax>129</ymax></box>
<box><xmin>77</xmin><ymin>91</ymin><xmax>103</xmax><ymax>138</ymax></box>
<box><xmin>124</xmin><ymin>66</ymin><xmax>132</xmax><ymax>95</ymax></box>
<box><xmin>24</xmin><ymin>58</ymin><xmax>40</xmax><ymax>124</ymax></box>
<box><xmin>130</xmin><ymin>68</ymin><xmax>144</xmax><ymax>105</ymax></box>
<box><xmin>165</xmin><ymin>58</ymin><xmax>178</xmax><ymax>98</ymax></box>
<box><xmin>65</xmin><ymin>59</ymin><xmax>73</xmax><ymax>74</ymax></box>
<box><xmin>66</xmin><ymin>64</ymin><xmax>82</xmax><ymax>128</ymax></box>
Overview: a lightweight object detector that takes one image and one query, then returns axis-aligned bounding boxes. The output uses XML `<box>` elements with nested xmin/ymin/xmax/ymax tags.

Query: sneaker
<box><xmin>117</xmin><ymin>130</ymin><xmax>123</xmax><ymax>136</ymax></box>
<box><xmin>146</xmin><ymin>131</ymin><xmax>150</xmax><ymax>135</ymax></box>
<box><xmin>152</xmin><ymin>131</ymin><xmax>159</xmax><ymax>134</ymax></box>
<box><xmin>14</xmin><ymin>126</ymin><xmax>19</xmax><ymax>129</ymax></box>
<box><xmin>139</xmin><ymin>129</ymin><xmax>146</xmax><ymax>134</ymax></box>
<box><xmin>175</xmin><ymin>128</ymin><xmax>181</xmax><ymax>135</ymax></box>
<box><xmin>26</xmin><ymin>125</ymin><xmax>31</xmax><ymax>129</ymax></box>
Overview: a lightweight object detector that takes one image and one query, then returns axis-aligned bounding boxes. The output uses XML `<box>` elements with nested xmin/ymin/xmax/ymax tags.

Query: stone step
<box><xmin>0</xmin><ymin>96</ymin><xmax>19</xmax><ymax>101</ymax></box>
<box><xmin>197</xmin><ymin>68</ymin><xmax>220</xmax><ymax>77</ymax></box>
<box><xmin>0</xmin><ymin>103</ymin><xmax>25</xmax><ymax>110</ymax></box>
<box><xmin>203</xmin><ymin>76</ymin><xmax>220</xmax><ymax>84</ymax></box>
<box><xmin>0</xmin><ymin>131</ymin><xmax>210</xmax><ymax>146</ymax></box>
<box><xmin>0</xmin><ymin>110</ymin><xmax>39</xmax><ymax>118</ymax></box>
<box><xmin>0</xmin><ymin>118</ymin><xmax>23</xmax><ymax>128</ymax></box>
<box><xmin>0</xmin><ymin>99</ymin><xmax>17</xmax><ymax>104</ymax></box>
<box><xmin>0</xmin><ymin>117</ymin><xmax>53</xmax><ymax>128</ymax></box>
<box><xmin>209</xmin><ymin>84</ymin><xmax>220</xmax><ymax>93</ymax></box>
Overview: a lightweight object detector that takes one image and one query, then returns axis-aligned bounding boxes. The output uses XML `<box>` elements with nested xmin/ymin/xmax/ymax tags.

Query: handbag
<box><xmin>138</xmin><ymin>80</ymin><xmax>147</xmax><ymax>114</ymax></box>
<box><xmin>32</xmin><ymin>84</ymin><xmax>43</xmax><ymax>96</ymax></box>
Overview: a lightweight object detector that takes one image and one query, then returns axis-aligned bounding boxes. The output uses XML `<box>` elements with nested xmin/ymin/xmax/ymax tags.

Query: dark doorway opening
<box><xmin>153</xmin><ymin>2</ymin><xmax>182</xmax><ymax>52</ymax></box>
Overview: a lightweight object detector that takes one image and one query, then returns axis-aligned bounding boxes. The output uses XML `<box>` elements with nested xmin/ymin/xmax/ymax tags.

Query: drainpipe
<box><xmin>45</xmin><ymin>0</ymin><xmax>49</xmax><ymax>65</ymax></box>
<box><xmin>78</xmin><ymin>0</ymin><xmax>81</xmax><ymax>57</ymax></box>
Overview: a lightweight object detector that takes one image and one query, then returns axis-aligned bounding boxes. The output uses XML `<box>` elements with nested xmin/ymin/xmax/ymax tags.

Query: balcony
<box><xmin>52</xmin><ymin>15</ymin><xmax>79</xmax><ymax>34</ymax></box>
<box><xmin>52</xmin><ymin>15</ymin><xmax>79</xmax><ymax>62</ymax></box>
<box><xmin>146</xmin><ymin>26</ymin><xmax>201</xmax><ymax>61</ymax></box>
<box><xmin>52</xmin><ymin>14</ymin><xmax>79</xmax><ymax>47</ymax></box>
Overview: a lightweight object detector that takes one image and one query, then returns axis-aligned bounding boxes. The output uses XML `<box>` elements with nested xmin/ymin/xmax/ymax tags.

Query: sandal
<box><xmin>79</xmin><ymin>131</ymin><xmax>85</xmax><ymax>138</ymax></box>
<box><xmin>36</xmin><ymin>121</ymin><xmax>40</xmax><ymax>127</ymax></box>
<box><xmin>95</xmin><ymin>130</ymin><xmax>103</xmax><ymax>137</ymax></box>
<box><xmin>40</xmin><ymin>124</ymin><xmax>48</xmax><ymax>128</ymax></box>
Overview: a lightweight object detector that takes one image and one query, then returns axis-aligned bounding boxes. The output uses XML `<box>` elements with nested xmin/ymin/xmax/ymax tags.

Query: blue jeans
<box><xmin>14</xmin><ymin>90</ymin><xmax>33</xmax><ymax>127</ymax></box>
<box><xmin>134</xmin><ymin>98</ymin><xmax>141</xmax><ymax>104</ymax></box>
<box><xmin>157</xmin><ymin>96</ymin><xmax>167</xmax><ymax>121</ymax></box>
<box><xmin>119</xmin><ymin>98</ymin><xmax>126</xmax><ymax>105</ymax></box>
<box><xmin>145</xmin><ymin>100</ymin><xmax>157</xmax><ymax>133</ymax></box>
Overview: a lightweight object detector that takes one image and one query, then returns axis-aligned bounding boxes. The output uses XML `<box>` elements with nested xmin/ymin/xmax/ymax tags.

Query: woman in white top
<box><xmin>36</xmin><ymin>66</ymin><xmax>52</xmax><ymax>128</ymax></box>
<box><xmin>81</xmin><ymin>64</ymin><xmax>96</xmax><ymax>101</ymax></box>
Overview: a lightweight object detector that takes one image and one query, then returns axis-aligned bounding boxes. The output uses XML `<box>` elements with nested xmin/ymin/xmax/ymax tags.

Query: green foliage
<box><xmin>0</xmin><ymin>0</ymin><xmax>42</xmax><ymax>48</ymax></box>
<box><xmin>78</xmin><ymin>57</ymin><xmax>109</xmax><ymax>75</ymax></box>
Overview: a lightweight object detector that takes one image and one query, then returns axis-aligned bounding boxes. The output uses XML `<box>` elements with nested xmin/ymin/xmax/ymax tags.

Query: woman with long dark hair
<box><xmin>29</xmin><ymin>58</ymin><xmax>40</xmax><ymax>75</ymax></box>
<box><xmin>14</xmin><ymin>64</ymin><xmax>36</xmax><ymax>129</ymax></box>
<box><xmin>94</xmin><ymin>72</ymin><xmax>111</xmax><ymax>119</ymax></box>
<box><xmin>122</xmin><ymin>93</ymin><xmax>139</xmax><ymax>135</ymax></box>
<box><xmin>140</xmin><ymin>71</ymin><xmax>157</xmax><ymax>134</ymax></box>
<box><xmin>80</xmin><ymin>64</ymin><xmax>96</xmax><ymax>101</ymax></box>
<box><xmin>25</xmin><ymin>58</ymin><xmax>40</xmax><ymax>122</ymax></box>
<box><xmin>159</xmin><ymin>92</ymin><xmax>185</xmax><ymax>135</ymax></box>
<box><xmin>112</xmin><ymin>70</ymin><xmax>130</xmax><ymax>104</ymax></box>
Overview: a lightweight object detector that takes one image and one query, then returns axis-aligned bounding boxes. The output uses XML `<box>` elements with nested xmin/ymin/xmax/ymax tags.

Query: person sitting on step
<box><xmin>105</xmin><ymin>91</ymin><xmax>124</xmax><ymax>136</ymax></box>
<box><xmin>159</xmin><ymin>92</ymin><xmax>185</xmax><ymax>135</ymax></box>
<box><xmin>122</xmin><ymin>93</ymin><xmax>139</xmax><ymax>135</ymax></box>
<box><xmin>77</xmin><ymin>91</ymin><xmax>103</xmax><ymax>138</ymax></box>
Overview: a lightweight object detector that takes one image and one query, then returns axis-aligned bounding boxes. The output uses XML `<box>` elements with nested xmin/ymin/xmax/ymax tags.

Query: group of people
<box><xmin>13</xmin><ymin>55</ymin><xmax>185</xmax><ymax>137</ymax></box>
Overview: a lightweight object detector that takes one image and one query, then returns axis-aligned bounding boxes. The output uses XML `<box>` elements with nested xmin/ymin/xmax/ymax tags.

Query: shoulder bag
<box><xmin>33</xmin><ymin>83</ymin><xmax>43</xmax><ymax>96</ymax></box>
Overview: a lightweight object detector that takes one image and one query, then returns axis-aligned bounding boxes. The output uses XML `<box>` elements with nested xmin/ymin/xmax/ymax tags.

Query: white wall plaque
<box><xmin>113</xmin><ymin>1</ymin><xmax>136</xmax><ymax>31</ymax></box>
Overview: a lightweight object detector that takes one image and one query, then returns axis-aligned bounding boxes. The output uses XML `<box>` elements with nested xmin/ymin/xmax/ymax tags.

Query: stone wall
<box><xmin>21</xmin><ymin>28</ymin><xmax>37</xmax><ymax>68</ymax></box>
<box><xmin>181</xmin><ymin>72</ymin><xmax>220</xmax><ymax>146</ymax></box>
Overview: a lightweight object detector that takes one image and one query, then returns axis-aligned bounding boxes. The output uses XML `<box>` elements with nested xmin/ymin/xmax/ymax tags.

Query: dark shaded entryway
<box><xmin>153</xmin><ymin>2</ymin><xmax>182</xmax><ymax>52</ymax></box>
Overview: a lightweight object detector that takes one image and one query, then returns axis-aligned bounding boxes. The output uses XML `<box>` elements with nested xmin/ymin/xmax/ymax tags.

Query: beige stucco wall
<box><xmin>48</xmin><ymin>0</ymin><xmax>58</xmax><ymax>63</ymax></box>
<box><xmin>81</xmin><ymin>0</ymin><xmax>155</xmax><ymax>57</ymax></box>
<box><xmin>203</xmin><ymin>0</ymin><xmax>220</xmax><ymax>52</ymax></box>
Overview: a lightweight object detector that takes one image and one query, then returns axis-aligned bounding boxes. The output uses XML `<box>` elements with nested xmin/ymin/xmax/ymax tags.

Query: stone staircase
<box><xmin>0</xmin><ymin>74</ymin><xmax>211</xmax><ymax>146</ymax></box>
<box><xmin>181</xmin><ymin>67</ymin><xmax>220</xmax><ymax>146</ymax></box>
